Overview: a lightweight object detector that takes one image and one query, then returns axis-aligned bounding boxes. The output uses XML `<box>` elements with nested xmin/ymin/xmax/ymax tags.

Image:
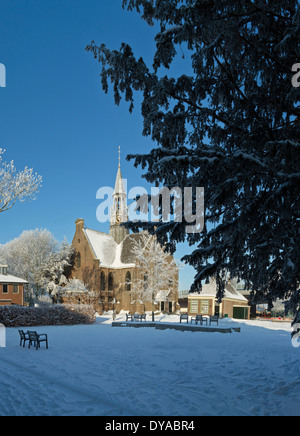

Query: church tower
<box><xmin>109</xmin><ymin>147</ymin><xmax>129</xmax><ymax>244</ymax></box>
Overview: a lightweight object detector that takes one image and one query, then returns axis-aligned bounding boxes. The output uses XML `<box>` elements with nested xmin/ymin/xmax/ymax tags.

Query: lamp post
<box><xmin>113</xmin><ymin>298</ymin><xmax>116</xmax><ymax>321</ymax></box>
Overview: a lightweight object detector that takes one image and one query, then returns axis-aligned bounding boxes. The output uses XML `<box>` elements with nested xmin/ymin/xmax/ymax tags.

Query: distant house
<box><xmin>188</xmin><ymin>279</ymin><xmax>250</xmax><ymax>320</ymax></box>
<box><xmin>0</xmin><ymin>265</ymin><xmax>28</xmax><ymax>306</ymax></box>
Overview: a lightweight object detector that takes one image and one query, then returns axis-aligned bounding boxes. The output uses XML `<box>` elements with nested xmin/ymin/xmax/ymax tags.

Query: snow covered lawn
<box><xmin>0</xmin><ymin>313</ymin><xmax>299</xmax><ymax>416</ymax></box>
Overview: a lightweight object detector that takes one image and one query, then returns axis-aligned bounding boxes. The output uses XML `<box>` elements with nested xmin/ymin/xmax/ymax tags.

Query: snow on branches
<box><xmin>0</xmin><ymin>229</ymin><xmax>74</xmax><ymax>298</ymax></box>
<box><xmin>87</xmin><ymin>0</ymin><xmax>300</xmax><ymax>318</ymax></box>
<box><xmin>0</xmin><ymin>148</ymin><xmax>42</xmax><ymax>213</ymax></box>
<box><xmin>130</xmin><ymin>232</ymin><xmax>179</xmax><ymax>312</ymax></box>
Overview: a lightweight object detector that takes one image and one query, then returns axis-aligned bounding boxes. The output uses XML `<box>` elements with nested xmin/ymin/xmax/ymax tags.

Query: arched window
<box><xmin>75</xmin><ymin>252</ymin><xmax>81</xmax><ymax>269</ymax></box>
<box><xmin>144</xmin><ymin>273</ymin><xmax>148</xmax><ymax>291</ymax></box>
<box><xmin>125</xmin><ymin>271</ymin><xmax>131</xmax><ymax>292</ymax></box>
<box><xmin>108</xmin><ymin>273</ymin><xmax>114</xmax><ymax>291</ymax></box>
<box><xmin>100</xmin><ymin>272</ymin><xmax>106</xmax><ymax>291</ymax></box>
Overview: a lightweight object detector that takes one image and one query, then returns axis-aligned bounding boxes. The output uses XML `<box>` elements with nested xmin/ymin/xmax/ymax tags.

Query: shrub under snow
<box><xmin>0</xmin><ymin>304</ymin><xmax>96</xmax><ymax>327</ymax></box>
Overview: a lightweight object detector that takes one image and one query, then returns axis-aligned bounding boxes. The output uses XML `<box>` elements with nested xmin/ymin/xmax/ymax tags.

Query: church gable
<box><xmin>83</xmin><ymin>228</ymin><xmax>117</xmax><ymax>266</ymax></box>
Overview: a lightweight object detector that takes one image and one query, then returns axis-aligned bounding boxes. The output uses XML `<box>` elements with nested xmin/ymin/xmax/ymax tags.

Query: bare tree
<box><xmin>0</xmin><ymin>230</ymin><xmax>73</xmax><ymax>298</ymax></box>
<box><xmin>0</xmin><ymin>148</ymin><xmax>42</xmax><ymax>213</ymax></box>
<box><xmin>130</xmin><ymin>232</ymin><xmax>179</xmax><ymax>321</ymax></box>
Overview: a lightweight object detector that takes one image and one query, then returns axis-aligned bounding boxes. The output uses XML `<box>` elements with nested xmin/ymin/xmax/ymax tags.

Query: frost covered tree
<box><xmin>0</xmin><ymin>148</ymin><xmax>42</xmax><ymax>213</ymax></box>
<box><xmin>48</xmin><ymin>278</ymin><xmax>90</xmax><ymax>305</ymax></box>
<box><xmin>130</xmin><ymin>232</ymin><xmax>178</xmax><ymax>320</ymax></box>
<box><xmin>87</xmin><ymin>0</ymin><xmax>300</xmax><ymax>319</ymax></box>
<box><xmin>0</xmin><ymin>230</ymin><xmax>73</xmax><ymax>298</ymax></box>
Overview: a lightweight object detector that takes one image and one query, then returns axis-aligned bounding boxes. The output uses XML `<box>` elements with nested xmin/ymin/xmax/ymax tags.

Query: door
<box><xmin>233</xmin><ymin>306</ymin><xmax>248</xmax><ymax>320</ymax></box>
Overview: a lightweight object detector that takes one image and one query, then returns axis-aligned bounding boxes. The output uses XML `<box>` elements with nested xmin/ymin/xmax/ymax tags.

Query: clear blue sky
<box><xmin>0</xmin><ymin>0</ymin><xmax>196</xmax><ymax>290</ymax></box>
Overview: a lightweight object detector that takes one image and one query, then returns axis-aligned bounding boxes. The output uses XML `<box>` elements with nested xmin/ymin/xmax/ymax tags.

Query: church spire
<box><xmin>109</xmin><ymin>147</ymin><xmax>129</xmax><ymax>244</ymax></box>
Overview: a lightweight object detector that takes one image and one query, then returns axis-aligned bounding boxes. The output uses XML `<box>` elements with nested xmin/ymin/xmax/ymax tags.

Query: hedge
<box><xmin>0</xmin><ymin>304</ymin><xmax>96</xmax><ymax>327</ymax></box>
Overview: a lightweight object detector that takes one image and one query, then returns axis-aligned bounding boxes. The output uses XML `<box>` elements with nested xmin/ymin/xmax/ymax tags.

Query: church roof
<box><xmin>83</xmin><ymin>228</ymin><xmax>137</xmax><ymax>269</ymax></box>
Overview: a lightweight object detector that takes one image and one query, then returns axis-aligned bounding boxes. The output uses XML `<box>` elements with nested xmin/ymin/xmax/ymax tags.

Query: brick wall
<box><xmin>0</xmin><ymin>283</ymin><xmax>24</xmax><ymax>306</ymax></box>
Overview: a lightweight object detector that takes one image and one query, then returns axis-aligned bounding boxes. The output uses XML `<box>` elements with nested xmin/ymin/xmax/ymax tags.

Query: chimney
<box><xmin>75</xmin><ymin>219</ymin><xmax>85</xmax><ymax>231</ymax></box>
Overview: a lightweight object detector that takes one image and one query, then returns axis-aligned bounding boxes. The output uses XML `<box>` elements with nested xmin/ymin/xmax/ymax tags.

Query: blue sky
<box><xmin>0</xmin><ymin>0</ymin><xmax>196</xmax><ymax>290</ymax></box>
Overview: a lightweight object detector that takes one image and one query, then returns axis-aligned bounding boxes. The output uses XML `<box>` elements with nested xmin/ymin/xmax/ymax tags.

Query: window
<box><xmin>201</xmin><ymin>300</ymin><xmax>210</xmax><ymax>315</ymax></box>
<box><xmin>125</xmin><ymin>272</ymin><xmax>131</xmax><ymax>292</ymax></box>
<box><xmin>75</xmin><ymin>253</ymin><xmax>81</xmax><ymax>269</ymax></box>
<box><xmin>144</xmin><ymin>274</ymin><xmax>148</xmax><ymax>291</ymax></box>
<box><xmin>108</xmin><ymin>273</ymin><xmax>114</xmax><ymax>291</ymax></box>
<box><xmin>2</xmin><ymin>284</ymin><xmax>8</xmax><ymax>294</ymax></box>
<box><xmin>13</xmin><ymin>285</ymin><xmax>19</xmax><ymax>294</ymax></box>
<box><xmin>0</xmin><ymin>266</ymin><xmax>7</xmax><ymax>275</ymax></box>
<box><xmin>100</xmin><ymin>272</ymin><xmax>106</xmax><ymax>291</ymax></box>
<box><xmin>190</xmin><ymin>300</ymin><xmax>199</xmax><ymax>314</ymax></box>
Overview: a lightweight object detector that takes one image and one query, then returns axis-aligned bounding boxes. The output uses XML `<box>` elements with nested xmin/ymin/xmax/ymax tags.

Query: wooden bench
<box><xmin>209</xmin><ymin>316</ymin><xmax>219</xmax><ymax>326</ymax></box>
<box><xmin>18</xmin><ymin>330</ymin><xmax>30</xmax><ymax>348</ymax></box>
<box><xmin>191</xmin><ymin>315</ymin><xmax>208</xmax><ymax>326</ymax></box>
<box><xmin>27</xmin><ymin>331</ymin><xmax>49</xmax><ymax>350</ymax></box>
<box><xmin>180</xmin><ymin>314</ymin><xmax>189</xmax><ymax>324</ymax></box>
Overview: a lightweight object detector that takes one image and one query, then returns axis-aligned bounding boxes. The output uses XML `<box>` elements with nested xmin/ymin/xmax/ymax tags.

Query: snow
<box><xmin>0</xmin><ymin>312</ymin><xmax>299</xmax><ymax>416</ymax></box>
<box><xmin>189</xmin><ymin>279</ymin><xmax>248</xmax><ymax>302</ymax></box>
<box><xmin>83</xmin><ymin>228</ymin><xmax>135</xmax><ymax>269</ymax></box>
<box><xmin>0</xmin><ymin>274</ymin><xmax>28</xmax><ymax>284</ymax></box>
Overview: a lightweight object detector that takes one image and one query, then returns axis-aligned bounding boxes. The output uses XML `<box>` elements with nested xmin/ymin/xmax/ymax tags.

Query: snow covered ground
<box><xmin>0</xmin><ymin>312</ymin><xmax>299</xmax><ymax>416</ymax></box>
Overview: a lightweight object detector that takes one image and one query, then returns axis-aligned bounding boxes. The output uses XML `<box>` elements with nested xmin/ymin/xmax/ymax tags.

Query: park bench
<box><xmin>191</xmin><ymin>315</ymin><xmax>208</xmax><ymax>326</ymax></box>
<box><xmin>133</xmin><ymin>313</ymin><xmax>147</xmax><ymax>322</ymax></box>
<box><xmin>180</xmin><ymin>314</ymin><xmax>189</xmax><ymax>324</ymax></box>
<box><xmin>133</xmin><ymin>313</ymin><xmax>141</xmax><ymax>322</ymax></box>
<box><xmin>128</xmin><ymin>313</ymin><xmax>147</xmax><ymax>322</ymax></box>
<box><xmin>209</xmin><ymin>316</ymin><xmax>219</xmax><ymax>326</ymax></box>
<box><xmin>18</xmin><ymin>330</ymin><xmax>30</xmax><ymax>348</ymax></box>
<box><xmin>27</xmin><ymin>331</ymin><xmax>49</xmax><ymax>350</ymax></box>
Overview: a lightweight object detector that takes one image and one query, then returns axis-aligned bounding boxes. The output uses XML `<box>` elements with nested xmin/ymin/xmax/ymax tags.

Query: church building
<box><xmin>70</xmin><ymin>151</ymin><xmax>179</xmax><ymax>314</ymax></box>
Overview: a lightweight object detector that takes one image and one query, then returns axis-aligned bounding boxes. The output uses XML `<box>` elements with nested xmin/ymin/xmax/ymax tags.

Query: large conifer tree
<box><xmin>87</xmin><ymin>1</ymin><xmax>300</xmax><ymax>316</ymax></box>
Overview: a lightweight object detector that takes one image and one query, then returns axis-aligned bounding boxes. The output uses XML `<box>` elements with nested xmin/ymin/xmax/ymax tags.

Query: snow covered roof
<box><xmin>83</xmin><ymin>228</ymin><xmax>136</xmax><ymax>269</ymax></box>
<box><xmin>189</xmin><ymin>279</ymin><xmax>248</xmax><ymax>302</ymax></box>
<box><xmin>0</xmin><ymin>274</ymin><xmax>28</xmax><ymax>284</ymax></box>
<box><xmin>155</xmin><ymin>290</ymin><xmax>171</xmax><ymax>302</ymax></box>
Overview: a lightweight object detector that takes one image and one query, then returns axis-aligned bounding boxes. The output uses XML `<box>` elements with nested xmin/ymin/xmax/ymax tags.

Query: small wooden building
<box><xmin>0</xmin><ymin>265</ymin><xmax>27</xmax><ymax>306</ymax></box>
<box><xmin>188</xmin><ymin>279</ymin><xmax>250</xmax><ymax>320</ymax></box>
